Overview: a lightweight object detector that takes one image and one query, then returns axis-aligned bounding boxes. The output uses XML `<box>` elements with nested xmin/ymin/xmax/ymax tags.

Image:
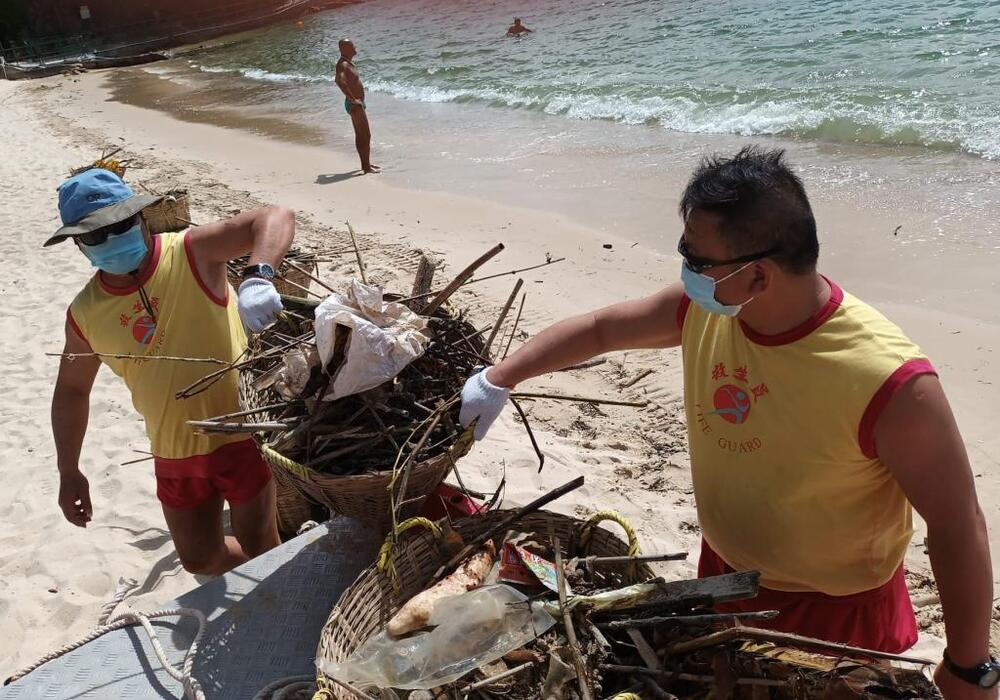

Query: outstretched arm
<box><xmin>460</xmin><ymin>284</ymin><xmax>686</xmax><ymax>440</ymax></box>
<box><xmin>876</xmin><ymin>374</ymin><xmax>995</xmax><ymax>700</ymax></box>
<box><xmin>489</xmin><ymin>283</ymin><xmax>686</xmax><ymax>387</ymax></box>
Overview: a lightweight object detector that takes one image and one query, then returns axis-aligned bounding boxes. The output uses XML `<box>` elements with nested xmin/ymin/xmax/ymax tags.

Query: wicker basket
<box><xmin>142</xmin><ymin>191</ymin><xmax>191</xmax><ymax>234</ymax></box>
<box><xmin>315</xmin><ymin>509</ymin><xmax>653</xmax><ymax>699</ymax></box>
<box><xmin>239</xmin><ymin>295</ymin><xmax>482</xmax><ymax>533</ymax></box>
<box><xmin>260</xmin><ymin>433</ymin><xmax>473</xmax><ymax>534</ymax></box>
<box><xmin>272</xmin><ymin>459</ymin><xmax>322</xmax><ymax>537</ymax></box>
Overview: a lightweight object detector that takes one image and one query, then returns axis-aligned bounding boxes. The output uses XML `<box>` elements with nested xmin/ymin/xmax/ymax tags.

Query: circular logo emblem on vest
<box><xmin>132</xmin><ymin>315</ymin><xmax>157</xmax><ymax>345</ymax></box>
<box><xmin>711</xmin><ymin>384</ymin><xmax>751</xmax><ymax>425</ymax></box>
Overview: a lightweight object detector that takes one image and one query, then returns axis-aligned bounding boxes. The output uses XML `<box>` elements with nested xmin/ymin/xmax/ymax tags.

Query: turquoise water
<box><xmin>187</xmin><ymin>0</ymin><xmax>1000</xmax><ymax>159</ymax></box>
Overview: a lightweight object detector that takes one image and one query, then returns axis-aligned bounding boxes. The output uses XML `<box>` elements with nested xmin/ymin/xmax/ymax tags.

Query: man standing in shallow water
<box><xmin>505</xmin><ymin>17</ymin><xmax>532</xmax><ymax>37</ymax></box>
<box><xmin>335</xmin><ymin>38</ymin><xmax>380</xmax><ymax>174</ymax></box>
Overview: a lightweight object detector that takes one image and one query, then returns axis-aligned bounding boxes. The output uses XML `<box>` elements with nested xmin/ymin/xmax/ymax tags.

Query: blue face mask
<box><xmin>79</xmin><ymin>224</ymin><xmax>149</xmax><ymax>275</ymax></box>
<box><xmin>681</xmin><ymin>260</ymin><xmax>755</xmax><ymax>317</ymax></box>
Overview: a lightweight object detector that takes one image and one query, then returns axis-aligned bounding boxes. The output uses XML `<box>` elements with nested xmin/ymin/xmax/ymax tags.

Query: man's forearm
<box><xmin>488</xmin><ymin>312</ymin><xmax>603</xmax><ymax>387</ymax></box>
<box><xmin>52</xmin><ymin>391</ymin><xmax>89</xmax><ymax>475</ymax></box>
<box><xmin>247</xmin><ymin>207</ymin><xmax>295</xmax><ymax>269</ymax></box>
<box><xmin>928</xmin><ymin>511</ymin><xmax>994</xmax><ymax>666</ymax></box>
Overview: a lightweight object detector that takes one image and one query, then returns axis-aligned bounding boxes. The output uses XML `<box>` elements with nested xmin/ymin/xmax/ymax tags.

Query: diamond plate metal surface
<box><xmin>2</xmin><ymin>519</ymin><xmax>378</xmax><ymax>699</ymax></box>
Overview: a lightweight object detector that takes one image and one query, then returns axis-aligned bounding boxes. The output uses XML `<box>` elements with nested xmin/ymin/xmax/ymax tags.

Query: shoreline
<box><xmin>1</xmin><ymin>64</ymin><xmax>998</xmax><ymax>672</ymax></box>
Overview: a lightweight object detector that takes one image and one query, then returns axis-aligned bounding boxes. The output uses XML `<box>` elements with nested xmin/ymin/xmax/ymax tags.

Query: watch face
<box><xmin>244</xmin><ymin>263</ymin><xmax>275</xmax><ymax>279</ymax></box>
<box><xmin>979</xmin><ymin>668</ymin><xmax>1000</xmax><ymax>688</ymax></box>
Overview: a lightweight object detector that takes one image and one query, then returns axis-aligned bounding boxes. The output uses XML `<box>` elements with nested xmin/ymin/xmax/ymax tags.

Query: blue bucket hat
<box><xmin>45</xmin><ymin>169</ymin><xmax>162</xmax><ymax>247</ymax></box>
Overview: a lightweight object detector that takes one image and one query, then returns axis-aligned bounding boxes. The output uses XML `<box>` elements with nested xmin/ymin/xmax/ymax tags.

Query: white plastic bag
<box><xmin>314</xmin><ymin>280</ymin><xmax>431</xmax><ymax>400</ymax></box>
<box><xmin>316</xmin><ymin>585</ymin><xmax>556</xmax><ymax>690</ymax></box>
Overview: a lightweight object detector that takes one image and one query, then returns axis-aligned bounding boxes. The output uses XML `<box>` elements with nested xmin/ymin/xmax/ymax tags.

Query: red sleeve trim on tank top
<box><xmin>183</xmin><ymin>230</ymin><xmax>228</xmax><ymax>307</ymax></box>
<box><xmin>858</xmin><ymin>358</ymin><xmax>938</xmax><ymax>459</ymax></box>
<box><xmin>66</xmin><ymin>308</ymin><xmax>93</xmax><ymax>351</ymax></box>
<box><xmin>676</xmin><ymin>294</ymin><xmax>691</xmax><ymax>330</ymax></box>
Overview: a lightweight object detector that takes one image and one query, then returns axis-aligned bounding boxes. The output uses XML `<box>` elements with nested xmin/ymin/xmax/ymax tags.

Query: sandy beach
<box><xmin>1</xmin><ymin>59</ymin><xmax>998</xmax><ymax>678</ymax></box>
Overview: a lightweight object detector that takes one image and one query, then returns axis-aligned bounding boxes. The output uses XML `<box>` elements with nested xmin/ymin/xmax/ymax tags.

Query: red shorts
<box><xmin>698</xmin><ymin>538</ymin><xmax>918</xmax><ymax>653</ymax></box>
<box><xmin>154</xmin><ymin>440</ymin><xmax>272</xmax><ymax>511</ymax></box>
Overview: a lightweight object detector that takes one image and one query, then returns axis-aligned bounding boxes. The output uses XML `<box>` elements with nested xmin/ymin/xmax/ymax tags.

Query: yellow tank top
<box><xmin>679</xmin><ymin>280</ymin><xmax>934</xmax><ymax>595</ymax></box>
<box><xmin>68</xmin><ymin>232</ymin><xmax>248</xmax><ymax>460</ymax></box>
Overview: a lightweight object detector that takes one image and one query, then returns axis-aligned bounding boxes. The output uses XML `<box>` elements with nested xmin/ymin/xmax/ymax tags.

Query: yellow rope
<box><xmin>377</xmin><ymin>517</ymin><xmax>442</xmax><ymax>590</ymax></box>
<box><xmin>262</xmin><ymin>444</ymin><xmax>310</xmax><ymax>481</ymax></box>
<box><xmin>580</xmin><ymin>510</ymin><xmax>642</xmax><ymax>578</ymax></box>
<box><xmin>611</xmin><ymin>694</ymin><xmax>643</xmax><ymax>700</ymax></box>
<box><xmin>311</xmin><ymin>688</ymin><xmax>334</xmax><ymax>700</ymax></box>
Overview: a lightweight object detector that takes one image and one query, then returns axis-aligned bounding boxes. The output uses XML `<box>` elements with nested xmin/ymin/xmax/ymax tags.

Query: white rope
<box><xmin>97</xmin><ymin>576</ymin><xmax>140</xmax><ymax>626</ymax></box>
<box><xmin>7</xmin><ymin>608</ymin><xmax>208</xmax><ymax>699</ymax></box>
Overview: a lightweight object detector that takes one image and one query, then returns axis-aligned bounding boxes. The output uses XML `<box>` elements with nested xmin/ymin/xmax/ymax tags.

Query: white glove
<box><xmin>459</xmin><ymin>368</ymin><xmax>510</xmax><ymax>441</ymax></box>
<box><xmin>237</xmin><ymin>277</ymin><xmax>283</xmax><ymax>333</ymax></box>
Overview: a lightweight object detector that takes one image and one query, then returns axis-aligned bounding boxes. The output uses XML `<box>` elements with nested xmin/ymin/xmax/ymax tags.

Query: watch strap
<box><xmin>242</xmin><ymin>263</ymin><xmax>275</xmax><ymax>281</ymax></box>
<box><xmin>944</xmin><ymin>650</ymin><xmax>1000</xmax><ymax>688</ymax></box>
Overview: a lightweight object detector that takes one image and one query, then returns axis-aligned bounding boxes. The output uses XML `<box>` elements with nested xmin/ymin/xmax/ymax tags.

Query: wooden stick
<box><xmin>459</xmin><ymin>661</ymin><xmax>534</xmax><ymax>695</ymax></box>
<box><xmin>510</xmin><ymin>397</ymin><xmax>545</xmax><ymax>473</ymax></box>
<box><xmin>409</xmin><ymin>255</ymin><xmax>436</xmax><ymax>313</ymax></box>
<box><xmin>120</xmin><ymin>455</ymin><xmax>154</xmax><ymax>466</ymax></box>
<box><xmin>386</xmin><ymin>396</ymin><xmax>459</xmax><ymax>531</ymax></box>
<box><xmin>48</xmin><ymin>352</ymin><xmax>228</xmax><ymax>365</ymax></box>
<box><xmin>581</xmin><ymin>552</ymin><xmax>688</xmax><ymax>566</ymax></box>
<box><xmin>601</xmin><ymin>665</ymin><xmax>787</xmax><ymax>688</ymax></box>
<box><xmin>275</xmin><ymin>272</ymin><xmax>325</xmax><ymax>300</ymax></box>
<box><xmin>511</xmin><ymin>392</ymin><xmax>647</xmax><ymax>408</ymax></box>
<box><xmin>484</xmin><ymin>278</ymin><xmax>523</xmax><ymax>357</ymax></box>
<box><xmin>283</xmin><ymin>258</ymin><xmax>336</xmax><ymax>294</ymax></box>
<box><xmin>666</xmin><ymin>627</ymin><xmax>935</xmax><ymax>665</ymax></box>
<box><xmin>501</xmin><ymin>292</ymin><xmax>527</xmax><ymax>361</ymax></box>
<box><xmin>597</xmin><ymin>611</ymin><xmax>779</xmax><ymax>631</ymax></box>
<box><xmin>197</xmin><ymin>402</ymin><xmax>296</xmax><ymax>423</ymax></box>
<box><xmin>188</xmin><ymin>420</ymin><xmax>291</xmax><ymax>434</ymax></box>
<box><xmin>627</xmin><ymin>628</ymin><xmax>662</xmax><ymax>676</ymax></box>
<box><xmin>423</xmin><ymin>243</ymin><xmax>505</xmax><ymax>316</ymax></box>
<box><xmin>323</xmin><ymin>675</ymin><xmax>379</xmax><ymax>700</ymax></box>
<box><xmin>346</xmin><ymin>220</ymin><xmax>368</xmax><ymax>284</ymax></box>
<box><xmin>451</xmin><ymin>324</ymin><xmax>493</xmax><ymax>346</ymax></box>
<box><xmin>176</xmin><ymin>334</ymin><xmax>310</xmax><ymax>399</ymax></box>
<box><xmin>396</xmin><ymin>255</ymin><xmax>562</xmax><ymax>305</ymax></box>
<box><xmin>554</xmin><ymin>534</ymin><xmax>593</xmax><ymax>700</ymax></box>
<box><xmin>468</xmin><ymin>257</ymin><xmax>566</xmax><ymax>284</ymax></box>
<box><xmin>620</xmin><ymin>368</ymin><xmax>654</xmax><ymax>389</ymax></box>
<box><xmin>431</xmin><ymin>475</ymin><xmax>584</xmax><ymax>581</ymax></box>
<box><xmin>393</xmin><ymin>411</ymin><xmax>443</xmax><ymax>510</ymax></box>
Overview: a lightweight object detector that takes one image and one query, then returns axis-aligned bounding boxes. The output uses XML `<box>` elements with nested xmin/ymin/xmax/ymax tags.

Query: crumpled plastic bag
<box><xmin>314</xmin><ymin>280</ymin><xmax>431</xmax><ymax>400</ymax></box>
<box><xmin>252</xmin><ymin>343</ymin><xmax>320</xmax><ymax>400</ymax></box>
<box><xmin>316</xmin><ymin>585</ymin><xmax>556</xmax><ymax>690</ymax></box>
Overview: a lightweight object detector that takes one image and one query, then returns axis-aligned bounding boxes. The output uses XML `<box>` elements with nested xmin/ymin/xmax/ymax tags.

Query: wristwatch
<box><xmin>242</xmin><ymin>263</ymin><xmax>276</xmax><ymax>281</ymax></box>
<box><xmin>943</xmin><ymin>650</ymin><xmax>1000</xmax><ymax>689</ymax></box>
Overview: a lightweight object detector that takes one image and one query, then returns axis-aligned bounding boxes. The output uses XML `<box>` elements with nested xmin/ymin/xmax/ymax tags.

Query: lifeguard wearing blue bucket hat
<box><xmin>45</xmin><ymin>169</ymin><xmax>163</xmax><ymax>247</ymax></box>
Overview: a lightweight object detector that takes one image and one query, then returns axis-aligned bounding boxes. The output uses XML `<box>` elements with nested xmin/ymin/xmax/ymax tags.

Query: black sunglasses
<box><xmin>677</xmin><ymin>235</ymin><xmax>779</xmax><ymax>274</ymax></box>
<box><xmin>77</xmin><ymin>215</ymin><xmax>138</xmax><ymax>247</ymax></box>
